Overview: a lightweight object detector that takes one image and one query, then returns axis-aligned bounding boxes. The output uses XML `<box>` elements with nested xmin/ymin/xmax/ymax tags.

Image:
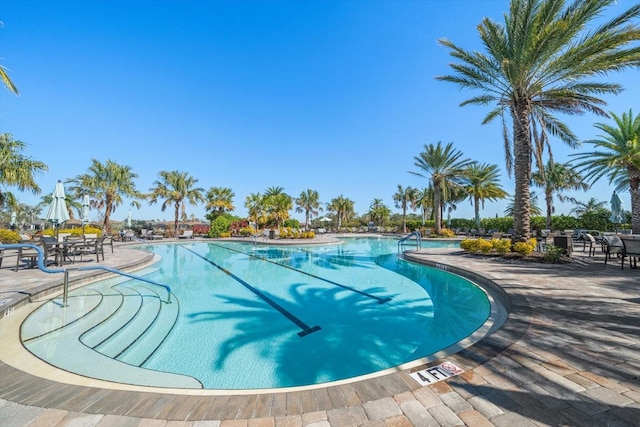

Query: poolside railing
<box><xmin>1</xmin><ymin>243</ymin><xmax>172</xmax><ymax>305</ymax></box>
<box><xmin>398</xmin><ymin>231</ymin><xmax>421</xmax><ymax>253</ymax></box>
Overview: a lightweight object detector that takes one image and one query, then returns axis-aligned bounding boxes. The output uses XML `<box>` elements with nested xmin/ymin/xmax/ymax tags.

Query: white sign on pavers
<box><xmin>409</xmin><ymin>361</ymin><xmax>465</xmax><ymax>386</ymax></box>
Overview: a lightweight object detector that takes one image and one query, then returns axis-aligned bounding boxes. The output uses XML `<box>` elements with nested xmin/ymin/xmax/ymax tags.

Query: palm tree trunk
<box><xmin>545</xmin><ymin>190</ymin><xmax>553</xmax><ymax>230</ymax></box>
<box><xmin>629</xmin><ymin>172</ymin><xmax>640</xmax><ymax>234</ymax></box>
<box><xmin>402</xmin><ymin>205</ymin><xmax>407</xmax><ymax>233</ymax></box>
<box><xmin>174</xmin><ymin>202</ymin><xmax>180</xmax><ymax>238</ymax></box>
<box><xmin>512</xmin><ymin>104</ymin><xmax>533</xmax><ymax>240</ymax></box>
<box><xmin>474</xmin><ymin>195</ymin><xmax>480</xmax><ymax>227</ymax></box>
<box><xmin>434</xmin><ymin>184</ymin><xmax>442</xmax><ymax>234</ymax></box>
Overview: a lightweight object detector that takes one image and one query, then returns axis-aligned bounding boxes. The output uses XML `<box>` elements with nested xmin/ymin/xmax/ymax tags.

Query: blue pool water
<box><xmin>22</xmin><ymin>237</ymin><xmax>491</xmax><ymax>390</ymax></box>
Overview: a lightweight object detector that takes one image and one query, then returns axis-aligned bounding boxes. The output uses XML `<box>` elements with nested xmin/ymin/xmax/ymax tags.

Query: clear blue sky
<box><xmin>2</xmin><ymin>0</ymin><xmax>639</xmax><ymax>223</ymax></box>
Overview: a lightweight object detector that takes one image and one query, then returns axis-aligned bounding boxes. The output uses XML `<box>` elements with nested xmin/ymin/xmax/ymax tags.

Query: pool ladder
<box><xmin>1</xmin><ymin>243</ymin><xmax>172</xmax><ymax>305</ymax></box>
<box><xmin>398</xmin><ymin>231</ymin><xmax>422</xmax><ymax>254</ymax></box>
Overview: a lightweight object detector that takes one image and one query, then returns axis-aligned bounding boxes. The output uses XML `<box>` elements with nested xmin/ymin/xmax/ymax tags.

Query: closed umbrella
<box><xmin>610</xmin><ymin>191</ymin><xmax>623</xmax><ymax>224</ymax></box>
<box><xmin>127</xmin><ymin>209</ymin><xmax>132</xmax><ymax>228</ymax></box>
<box><xmin>45</xmin><ymin>180</ymin><xmax>70</xmax><ymax>240</ymax></box>
<box><xmin>10</xmin><ymin>211</ymin><xmax>17</xmax><ymax>230</ymax></box>
<box><xmin>81</xmin><ymin>195</ymin><xmax>90</xmax><ymax>234</ymax></box>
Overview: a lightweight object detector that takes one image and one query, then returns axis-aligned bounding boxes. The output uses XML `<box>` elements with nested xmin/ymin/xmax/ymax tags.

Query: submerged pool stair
<box><xmin>21</xmin><ymin>271</ymin><xmax>201</xmax><ymax>388</ymax></box>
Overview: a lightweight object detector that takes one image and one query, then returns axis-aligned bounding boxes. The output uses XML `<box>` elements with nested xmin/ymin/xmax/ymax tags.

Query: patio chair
<box><xmin>620</xmin><ymin>236</ymin><xmax>640</xmax><ymax>269</ymax></box>
<box><xmin>603</xmin><ymin>235</ymin><xmax>624</xmax><ymax>266</ymax></box>
<box><xmin>77</xmin><ymin>236</ymin><xmax>106</xmax><ymax>263</ymax></box>
<box><xmin>179</xmin><ymin>230</ymin><xmax>194</xmax><ymax>239</ymax></box>
<box><xmin>582</xmin><ymin>233</ymin><xmax>597</xmax><ymax>257</ymax></box>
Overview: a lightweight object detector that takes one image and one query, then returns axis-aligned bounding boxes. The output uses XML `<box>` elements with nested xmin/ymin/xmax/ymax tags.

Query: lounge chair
<box><xmin>179</xmin><ymin>230</ymin><xmax>194</xmax><ymax>239</ymax></box>
<box><xmin>603</xmin><ymin>235</ymin><xmax>624</xmax><ymax>266</ymax></box>
<box><xmin>620</xmin><ymin>236</ymin><xmax>640</xmax><ymax>269</ymax></box>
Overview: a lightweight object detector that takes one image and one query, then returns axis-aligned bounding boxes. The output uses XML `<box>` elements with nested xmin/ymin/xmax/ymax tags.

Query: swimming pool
<box><xmin>21</xmin><ymin>237</ymin><xmax>494</xmax><ymax>390</ymax></box>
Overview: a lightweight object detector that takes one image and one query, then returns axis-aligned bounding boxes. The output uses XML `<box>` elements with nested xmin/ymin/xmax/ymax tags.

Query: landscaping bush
<box><xmin>513</xmin><ymin>238</ymin><xmax>537</xmax><ymax>256</ymax></box>
<box><xmin>438</xmin><ymin>228</ymin><xmax>455</xmax><ymax>238</ymax></box>
<box><xmin>492</xmin><ymin>238</ymin><xmax>512</xmax><ymax>254</ymax></box>
<box><xmin>209</xmin><ymin>215</ymin><xmax>233</xmax><ymax>238</ymax></box>
<box><xmin>0</xmin><ymin>229</ymin><xmax>21</xmax><ymax>243</ymax></box>
<box><xmin>544</xmin><ymin>245</ymin><xmax>564</xmax><ymax>263</ymax></box>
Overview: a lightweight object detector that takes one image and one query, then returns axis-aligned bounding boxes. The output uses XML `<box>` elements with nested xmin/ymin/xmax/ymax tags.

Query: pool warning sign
<box><xmin>409</xmin><ymin>361</ymin><xmax>465</xmax><ymax>386</ymax></box>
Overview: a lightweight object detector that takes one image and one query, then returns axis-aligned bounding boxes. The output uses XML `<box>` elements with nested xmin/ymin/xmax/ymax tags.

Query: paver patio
<box><xmin>1</xmin><ymin>237</ymin><xmax>639</xmax><ymax>426</ymax></box>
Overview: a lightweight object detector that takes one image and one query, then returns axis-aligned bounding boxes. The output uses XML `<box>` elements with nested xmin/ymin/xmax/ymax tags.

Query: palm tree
<box><xmin>295</xmin><ymin>189</ymin><xmax>322</xmax><ymax>230</ymax></box>
<box><xmin>437</xmin><ymin>0</ymin><xmax>640</xmax><ymax>240</ymax></box>
<box><xmin>0</xmin><ymin>22</ymin><xmax>18</xmax><ymax>94</ymax></box>
<box><xmin>569</xmin><ymin>197</ymin><xmax>607</xmax><ymax>217</ymax></box>
<box><xmin>461</xmin><ymin>163</ymin><xmax>509</xmax><ymax>227</ymax></box>
<box><xmin>416</xmin><ymin>186</ymin><xmax>434</xmax><ymax>225</ymax></box>
<box><xmin>327</xmin><ymin>195</ymin><xmax>355</xmax><ymax>229</ymax></box>
<box><xmin>532</xmin><ymin>160</ymin><xmax>589</xmax><ymax>229</ymax></box>
<box><xmin>66</xmin><ymin>159</ymin><xmax>143</xmax><ymax>232</ymax></box>
<box><xmin>0</xmin><ymin>133</ymin><xmax>47</xmax><ymax>210</ymax></box>
<box><xmin>148</xmin><ymin>170</ymin><xmax>205</xmax><ymax>237</ymax></box>
<box><xmin>411</xmin><ymin>141</ymin><xmax>474</xmax><ymax>234</ymax></box>
<box><xmin>245</xmin><ymin>193</ymin><xmax>266</xmax><ymax>231</ymax></box>
<box><xmin>572</xmin><ymin>110</ymin><xmax>640</xmax><ymax>233</ymax></box>
<box><xmin>262</xmin><ymin>186</ymin><xmax>292</xmax><ymax>228</ymax></box>
<box><xmin>205</xmin><ymin>187</ymin><xmax>235</xmax><ymax>219</ymax></box>
<box><xmin>504</xmin><ymin>192</ymin><xmax>542</xmax><ymax>217</ymax></box>
<box><xmin>368</xmin><ymin>198</ymin><xmax>391</xmax><ymax>228</ymax></box>
<box><xmin>393</xmin><ymin>185</ymin><xmax>418</xmax><ymax>233</ymax></box>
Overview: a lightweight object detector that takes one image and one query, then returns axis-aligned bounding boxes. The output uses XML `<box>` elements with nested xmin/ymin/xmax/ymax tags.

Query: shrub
<box><xmin>513</xmin><ymin>238</ymin><xmax>537</xmax><ymax>256</ymax></box>
<box><xmin>238</xmin><ymin>227</ymin><xmax>255</xmax><ymax>237</ymax></box>
<box><xmin>492</xmin><ymin>238</ymin><xmax>512</xmax><ymax>254</ymax></box>
<box><xmin>438</xmin><ymin>228</ymin><xmax>455</xmax><ymax>238</ymax></box>
<box><xmin>0</xmin><ymin>229</ymin><xmax>21</xmax><ymax>243</ymax></box>
<box><xmin>209</xmin><ymin>215</ymin><xmax>233</xmax><ymax>238</ymax></box>
<box><xmin>544</xmin><ymin>245</ymin><xmax>564</xmax><ymax>263</ymax></box>
<box><xmin>220</xmin><ymin>232</ymin><xmax>231</xmax><ymax>238</ymax></box>
<box><xmin>460</xmin><ymin>238</ymin><xmax>492</xmax><ymax>253</ymax></box>
<box><xmin>477</xmin><ymin>239</ymin><xmax>493</xmax><ymax>254</ymax></box>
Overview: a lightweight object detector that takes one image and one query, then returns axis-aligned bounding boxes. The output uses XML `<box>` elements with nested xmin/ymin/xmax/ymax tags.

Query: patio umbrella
<box><xmin>609</xmin><ymin>191</ymin><xmax>624</xmax><ymax>224</ymax></box>
<box><xmin>319</xmin><ymin>217</ymin><xmax>332</xmax><ymax>223</ymax></box>
<box><xmin>81</xmin><ymin>195</ymin><xmax>90</xmax><ymax>234</ymax></box>
<box><xmin>127</xmin><ymin>209</ymin><xmax>132</xmax><ymax>228</ymax></box>
<box><xmin>10</xmin><ymin>211</ymin><xmax>17</xmax><ymax>230</ymax></box>
<box><xmin>45</xmin><ymin>180</ymin><xmax>70</xmax><ymax>240</ymax></box>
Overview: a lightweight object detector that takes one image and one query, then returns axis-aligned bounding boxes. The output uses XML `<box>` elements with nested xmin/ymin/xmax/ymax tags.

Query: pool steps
<box><xmin>21</xmin><ymin>269</ymin><xmax>200</xmax><ymax>388</ymax></box>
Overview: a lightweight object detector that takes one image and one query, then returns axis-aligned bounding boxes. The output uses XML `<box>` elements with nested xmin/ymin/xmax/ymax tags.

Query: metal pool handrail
<box><xmin>1</xmin><ymin>243</ymin><xmax>172</xmax><ymax>305</ymax></box>
<box><xmin>398</xmin><ymin>231</ymin><xmax>421</xmax><ymax>253</ymax></box>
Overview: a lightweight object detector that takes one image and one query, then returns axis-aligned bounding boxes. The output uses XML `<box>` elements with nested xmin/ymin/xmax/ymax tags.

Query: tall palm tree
<box><xmin>66</xmin><ymin>159</ymin><xmax>143</xmax><ymax>232</ymax></box>
<box><xmin>437</xmin><ymin>0</ymin><xmax>640</xmax><ymax>240</ymax></box>
<box><xmin>368</xmin><ymin>198</ymin><xmax>391</xmax><ymax>227</ymax></box>
<box><xmin>569</xmin><ymin>197</ymin><xmax>607</xmax><ymax>217</ymax></box>
<box><xmin>532</xmin><ymin>160</ymin><xmax>589</xmax><ymax>229</ymax></box>
<box><xmin>245</xmin><ymin>193</ymin><xmax>266</xmax><ymax>231</ymax></box>
<box><xmin>393</xmin><ymin>185</ymin><xmax>418</xmax><ymax>233</ymax></box>
<box><xmin>411</xmin><ymin>141</ymin><xmax>474</xmax><ymax>234</ymax></box>
<box><xmin>460</xmin><ymin>163</ymin><xmax>509</xmax><ymax>227</ymax></box>
<box><xmin>0</xmin><ymin>133</ymin><xmax>47</xmax><ymax>210</ymax></box>
<box><xmin>295</xmin><ymin>189</ymin><xmax>322</xmax><ymax>230</ymax></box>
<box><xmin>0</xmin><ymin>22</ymin><xmax>18</xmax><ymax>94</ymax></box>
<box><xmin>572</xmin><ymin>110</ymin><xmax>640</xmax><ymax>233</ymax></box>
<box><xmin>205</xmin><ymin>187</ymin><xmax>235</xmax><ymax>219</ymax></box>
<box><xmin>416</xmin><ymin>186</ymin><xmax>434</xmax><ymax>225</ymax></box>
<box><xmin>148</xmin><ymin>170</ymin><xmax>205</xmax><ymax>237</ymax></box>
<box><xmin>327</xmin><ymin>195</ymin><xmax>355</xmax><ymax>229</ymax></box>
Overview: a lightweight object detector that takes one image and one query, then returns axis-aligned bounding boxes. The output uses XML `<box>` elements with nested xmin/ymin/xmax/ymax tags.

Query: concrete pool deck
<box><xmin>1</xmin><ymin>236</ymin><xmax>639</xmax><ymax>426</ymax></box>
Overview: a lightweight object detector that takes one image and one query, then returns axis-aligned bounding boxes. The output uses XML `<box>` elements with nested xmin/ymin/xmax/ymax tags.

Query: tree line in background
<box><xmin>2</xmin><ymin>0</ymin><xmax>640</xmax><ymax>237</ymax></box>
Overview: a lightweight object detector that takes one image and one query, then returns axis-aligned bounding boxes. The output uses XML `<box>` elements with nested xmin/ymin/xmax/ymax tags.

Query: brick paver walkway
<box><xmin>1</xmin><ymin>237</ymin><xmax>639</xmax><ymax>426</ymax></box>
